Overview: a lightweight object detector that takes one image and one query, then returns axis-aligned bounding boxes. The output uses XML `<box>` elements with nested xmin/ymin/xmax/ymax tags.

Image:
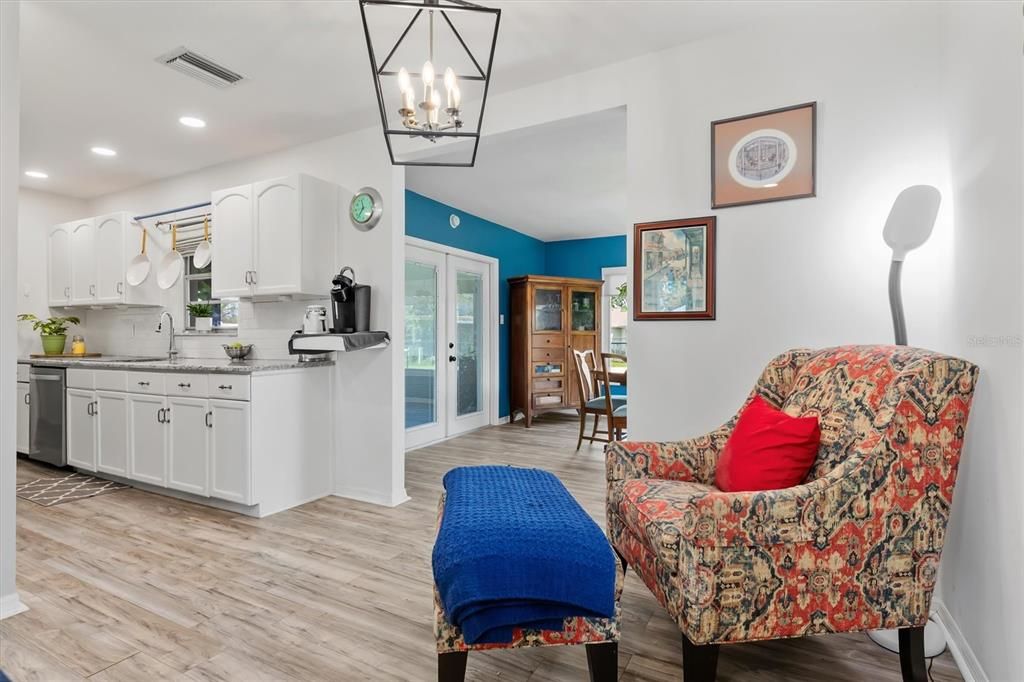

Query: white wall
<box><xmin>479</xmin><ymin>2</ymin><xmax>1017</xmax><ymax>678</ymax></box>
<box><xmin>79</xmin><ymin>126</ymin><xmax>407</xmax><ymax>506</ymax></box>
<box><xmin>0</xmin><ymin>0</ymin><xmax>26</xmax><ymax>620</ymax></box>
<box><xmin>16</xmin><ymin>188</ymin><xmax>88</xmax><ymax>356</ymax></box>
<box><xmin>933</xmin><ymin>3</ymin><xmax>1024</xmax><ymax>681</ymax></box>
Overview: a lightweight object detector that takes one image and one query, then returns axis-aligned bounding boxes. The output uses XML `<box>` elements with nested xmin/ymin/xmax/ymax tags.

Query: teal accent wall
<box><xmin>404</xmin><ymin>191</ymin><xmax>626</xmax><ymax>418</ymax></box>
<box><xmin>544</xmin><ymin>235</ymin><xmax>627</xmax><ymax>280</ymax></box>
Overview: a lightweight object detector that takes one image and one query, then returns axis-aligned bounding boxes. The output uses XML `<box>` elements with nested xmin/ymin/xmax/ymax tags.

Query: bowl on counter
<box><xmin>222</xmin><ymin>344</ymin><xmax>254</xmax><ymax>362</ymax></box>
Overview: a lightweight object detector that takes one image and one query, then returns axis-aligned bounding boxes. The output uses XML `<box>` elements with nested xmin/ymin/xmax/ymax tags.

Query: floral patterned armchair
<box><xmin>606</xmin><ymin>346</ymin><xmax>978</xmax><ymax>681</ymax></box>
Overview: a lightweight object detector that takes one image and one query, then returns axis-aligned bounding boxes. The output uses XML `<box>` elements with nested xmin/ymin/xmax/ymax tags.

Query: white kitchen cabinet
<box><xmin>209</xmin><ymin>398</ymin><xmax>251</xmax><ymax>504</ymax></box>
<box><xmin>16</xmin><ymin>382</ymin><xmax>30</xmax><ymax>454</ymax></box>
<box><xmin>70</xmin><ymin>218</ymin><xmax>96</xmax><ymax>305</ymax></box>
<box><xmin>48</xmin><ymin>212</ymin><xmax>159</xmax><ymax>308</ymax></box>
<box><xmin>129</xmin><ymin>393</ymin><xmax>167</xmax><ymax>486</ymax></box>
<box><xmin>96</xmin><ymin>391</ymin><xmax>129</xmax><ymax>477</ymax></box>
<box><xmin>211</xmin><ymin>174</ymin><xmax>337</xmax><ymax>300</ymax></box>
<box><xmin>94</xmin><ymin>213</ymin><xmax>126</xmax><ymax>304</ymax></box>
<box><xmin>211</xmin><ymin>183</ymin><xmax>254</xmax><ymax>298</ymax></box>
<box><xmin>47</xmin><ymin>223</ymin><xmax>73</xmax><ymax>306</ymax></box>
<box><xmin>66</xmin><ymin>388</ymin><xmax>97</xmax><ymax>471</ymax></box>
<box><xmin>167</xmin><ymin>396</ymin><xmax>210</xmax><ymax>497</ymax></box>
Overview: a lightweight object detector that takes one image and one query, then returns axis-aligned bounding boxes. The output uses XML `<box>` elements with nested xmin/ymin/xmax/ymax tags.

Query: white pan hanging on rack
<box><xmin>126</xmin><ymin>224</ymin><xmax>151</xmax><ymax>286</ymax></box>
<box><xmin>157</xmin><ymin>224</ymin><xmax>184</xmax><ymax>290</ymax></box>
<box><xmin>193</xmin><ymin>215</ymin><xmax>212</xmax><ymax>269</ymax></box>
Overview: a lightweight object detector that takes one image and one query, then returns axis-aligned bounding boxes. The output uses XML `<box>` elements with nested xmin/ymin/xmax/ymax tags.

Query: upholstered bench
<box><xmin>432</xmin><ymin>474</ymin><xmax>623</xmax><ymax>682</ymax></box>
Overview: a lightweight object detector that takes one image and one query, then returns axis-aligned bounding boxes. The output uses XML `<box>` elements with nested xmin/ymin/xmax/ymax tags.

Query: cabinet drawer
<box><xmin>94</xmin><ymin>370</ymin><xmax>126</xmax><ymax>392</ymax></box>
<box><xmin>533</xmin><ymin>392</ymin><xmax>565</xmax><ymax>409</ymax></box>
<box><xmin>531</xmin><ymin>334</ymin><xmax>563</xmax><ymax>349</ymax></box>
<box><xmin>209</xmin><ymin>376</ymin><xmax>250</xmax><ymax>401</ymax></box>
<box><xmin>532</xmin><ymin>361</ymin><xmax>564</xmax><ymax>377</ymax></box>
<box><xmin>17</xmin><ymin>364</ymin><xmax>29</xmax><ymax>382</ymax></box>
<box><xmin>67</xmin><ymin>368</ymin><xmax>95</xmax><ymax>389</ymax></box>
<box><xmin>531</xmin><ymin>347</ymin><xmax>565</xmax><ymax>362</ymax></box>
<box><xmin>127</xmin><ymin>372</ymin><xmax>165</xmax><ymax>395</ymax></box>
<box><xmin>533</xmin><ymin>377</ymin><xmax>564</xmax><ymax>392</ymax></box>
<box><xmin>166</xmin><ymin>374</ymin><xmax>209</xmax><ymax>398</ymax></box>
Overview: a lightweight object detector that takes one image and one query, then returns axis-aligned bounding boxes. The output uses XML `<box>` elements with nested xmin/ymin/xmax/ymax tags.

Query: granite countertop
<box><xmin>19</xmin><ymin>356</ymin><xmax>334</xmax><ymax>374</ymax></box>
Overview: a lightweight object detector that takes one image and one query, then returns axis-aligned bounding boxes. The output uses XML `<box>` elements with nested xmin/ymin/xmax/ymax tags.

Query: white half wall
<box><xmin>0</xmin><ymin>0</ymin><xmax>27</xmax><ymax>620</ymax></box>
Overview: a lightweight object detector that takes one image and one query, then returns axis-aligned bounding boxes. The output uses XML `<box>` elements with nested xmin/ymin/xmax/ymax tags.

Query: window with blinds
<box><xmin>173</xmin><ymin>224</ymin><xmax>239</xmax><ymax>331</ymax></box>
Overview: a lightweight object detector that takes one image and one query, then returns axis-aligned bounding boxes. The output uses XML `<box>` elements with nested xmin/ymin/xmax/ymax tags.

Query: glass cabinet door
<box><xmin>570</xmin><ymin>289</ymin><xmax>597</xmax><ymax>332</ymax></box>
<box><xmin>533</xmin><ymin>287</ymin><xmax>563</xmax><ymax>332</ymax></box>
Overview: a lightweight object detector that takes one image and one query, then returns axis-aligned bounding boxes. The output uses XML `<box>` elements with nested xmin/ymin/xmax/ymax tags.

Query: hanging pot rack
<box><xmin>132</xmin><ymin>201</ymin><xmax>212</xmax><ymax>232</ymax></box>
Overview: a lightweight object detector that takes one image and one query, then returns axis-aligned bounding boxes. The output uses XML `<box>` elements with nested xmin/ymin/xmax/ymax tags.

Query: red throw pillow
<box><xmin>714</xmin><ymin>395</ymin><xmax>821</xmax><ymax>493</ymax></box>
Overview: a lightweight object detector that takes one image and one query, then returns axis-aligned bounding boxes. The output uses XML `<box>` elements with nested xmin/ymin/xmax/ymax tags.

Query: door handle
<box><xmin>178</xmin><ymin>382</ymin><xmax>191</xmax><ymax>389</ymax></box>
<box><xmin>218</xmin><ymin>384</ymin><xmax>233</xmax><ymax>390</ymax></box>
<box><xmin>205</xmin><ymin>411</ymin><xmax>213</xmax><ymax>428</ymax></box>
<box><xmin>138</xmin><ymin>381</ymin><xmax>150</xmax><ymax>387</ymax></box>
<box><xmin>24</xmin><ymin>393</ymin><xmax>30</xmax><ymax>405</ymax></box>
<box><xmin>449</xmin><ymin>342</ymin><xmax>455</xmax><ymax>349</ymax></box>
<box><xmin>244</xmin><ymin>271</ymin><xmax>251</xmax><ymax>284</ymax></box>
<box><xmin>89</xmin><ymin>284</ymin><xmax>96</xmax><ymax>296</ymax></box>
<box><xmin>448</xmin><ymin>355</ymin><xmax>457</xmax><ymax>362</ymax></box>
<box><xmin>250</xmin><ymin>270</ymin><xmax>257</xmax><ymax>284</ymax></box>
<box><xmin>164</xmin><ymin>407</ymin><xmax>170</xmax><ymax>424</ymax></box>
<box><xmin>64</xmin><ymin>286</ymin><xmax>70</xmax><ymax>298</ymax></box>
<box><xmin>116</xmin><ymin>281</ymin><xmax>123</xmax><ymax>294</ymax></box>
<box><xmin>86</xmin><ymin>402</ymin><xmax>92</xmax><ymax>416</ymax></box>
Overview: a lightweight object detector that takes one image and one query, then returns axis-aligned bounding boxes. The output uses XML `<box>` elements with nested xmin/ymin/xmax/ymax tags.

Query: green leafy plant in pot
<box><xmin>17</xmin><ymin>314</ymin><xmax>81</xmax><ymax>355</ymax></box>
<box><xmin>187</xmin><ymin>302</ymin><xmax>214</xmax><ymax>332</ymax></box>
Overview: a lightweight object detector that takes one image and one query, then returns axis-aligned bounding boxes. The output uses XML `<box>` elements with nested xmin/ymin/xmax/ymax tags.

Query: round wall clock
<box><xmin>349</xmin><ymin>187</ymin><xmax>383</xmax><ymax>231</ymax></box>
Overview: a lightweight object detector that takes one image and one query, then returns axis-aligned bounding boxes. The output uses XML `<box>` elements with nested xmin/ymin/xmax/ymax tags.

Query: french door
<box><xmin>405</xmin><ymin>246</ymin><xmax>492</xmax><ymax>448</ymax></box>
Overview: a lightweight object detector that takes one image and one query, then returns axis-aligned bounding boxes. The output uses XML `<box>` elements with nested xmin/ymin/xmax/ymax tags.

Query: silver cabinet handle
<box><xmin>86</xmin><ymin>402</ymin><xmax>92</xmax><ymax>416</ymax></box>
<box><xmin>116</xmin><ymin>281</ymin><xmax>123</xmax><ymax>294</ymax></box>
<box><xmin>177</xmin><ymin>382</ymin><xmax>191</xmax><ymax>389</ymax></box>
<box><xmin>218</xmin><ymin>384</ymin><xmax>233</xmax><ymax>390</ymax></box>
<box><xmin>24</xmin><ymin>393</ymin><xmax>30</xmax><ymax>405</ymax></box>
<box><xmin>64</xmin><ymin>286</ymin><xmax>70</xmax><ymax>298</ymax></box>
<box><xmin>92</xmin><ymin>401</ymin><xmax>98</xmax><ymax>416</ymax></box>
<box><xmin>164</xmin><ymin>407</ymin><xmax>170</xmax><ymax>424</ymax></box>
<box><xmin>244</xmin><ymin>271</ymin><xmax>252</xmax><ymax>285</ymax></box>
<box><xmin>89</xmin><ymin>284</ymin><xmax>96</xmax><ymax>296</ymax></box>
<box><xmin>205</xmin><ymin>411</ymin><xmax>212</xmax><ymax>428</ymax></box>
<box><xmin>250</xmin><ymin>270</ymin><xmax>256</xmax><ymax>284</ymax></box>
<box><xmin>138</xmin><ymin>381</ymin><xmax>150</xmax><ymax>387</ymax></box>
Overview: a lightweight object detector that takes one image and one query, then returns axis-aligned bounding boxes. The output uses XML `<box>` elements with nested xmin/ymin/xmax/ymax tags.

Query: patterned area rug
<box><xmin>17</xmin><ymin>473</ymin><xmax>130</xmax><ymax>507</ymax></box>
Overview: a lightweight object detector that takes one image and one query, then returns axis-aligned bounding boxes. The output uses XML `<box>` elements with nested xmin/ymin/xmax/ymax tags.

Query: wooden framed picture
<box><xmin>633</xmin><ymin>216</ymin><xmax>716</xmax><ymax>321</ymax></box>
<box><xmin>711</xmin><ymin>101</ymin><xmax>816</xmax><ymax>209</ymax></box>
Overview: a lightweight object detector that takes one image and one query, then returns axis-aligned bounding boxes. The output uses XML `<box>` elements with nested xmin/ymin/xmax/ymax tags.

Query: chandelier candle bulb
<box><xmin>452</xmin><ymin>85</ymin><xmax>461</xmax><ymax>110</ymax></box>
<box><xmin>429</xmin><ymin>90</ymin><xmax>440</xmax><ymax>125</ymax></box>
<box><xmin>398</xmin><ymin>67</ymin><xmax>411</xmax><ymax>93</ymax></box>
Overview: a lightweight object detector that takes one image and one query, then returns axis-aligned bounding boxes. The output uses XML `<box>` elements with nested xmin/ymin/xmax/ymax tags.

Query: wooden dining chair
<box><xmin>572</xmin><ymin>349</ymin><xmax>625</xmax><ymax>450</ymax></box>
<box><xmin>601</xmin><ymin>353</ymin><xmax>628</xmax><ymax>440</ymax></box>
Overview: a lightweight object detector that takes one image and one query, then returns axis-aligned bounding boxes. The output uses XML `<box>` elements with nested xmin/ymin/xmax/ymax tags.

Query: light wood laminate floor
<box><xmin>2</xmin><ymin>414</ymin><xmax>963</xmax><ymax>681</ymax></box>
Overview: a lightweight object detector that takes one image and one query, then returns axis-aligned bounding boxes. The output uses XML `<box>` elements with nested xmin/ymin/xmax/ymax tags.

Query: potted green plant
<box><xmin>17</xmin><ymin>314</ymin><xmax>81</xmax><ymax>355</ymax></box>
<box><xmin>187</xmin><ymin>302</ymin><xmax>214</xmax><ymax>331</ymax></box>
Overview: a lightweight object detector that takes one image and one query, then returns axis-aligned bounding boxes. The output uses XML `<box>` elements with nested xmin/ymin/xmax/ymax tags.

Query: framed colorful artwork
<box><xmin>711</xmin><ymin>101</ymin><xmax>817</xmax><ymax>209</ymax></box>
<box><xmin>633</xmin><ymin>216</ymin><xmax>716</xmax><ymax>321</ymax></box>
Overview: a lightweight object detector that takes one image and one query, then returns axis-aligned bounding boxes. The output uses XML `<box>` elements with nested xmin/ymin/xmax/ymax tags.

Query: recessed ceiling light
<box><xmin>24</xmin><ymin>170</ymin><xmax>49</xmax><ymax>179</ymax></box>
<box><xmin>179</xmin><ymin>116</ymin><xmax>206</xmax><ymax>128</ymax></box>
<box><xmin>91</xmin><ymin>146</ymin><xmax>117</xmax><ymax>157</ymax></box>
<box><xmin>763</xmin><ymin>183</ymin><xmax>779</xmax><ymax>188</ymax></box>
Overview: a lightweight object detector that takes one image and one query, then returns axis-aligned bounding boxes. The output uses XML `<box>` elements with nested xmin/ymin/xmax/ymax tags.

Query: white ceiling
<box><xmin>407</xmin><ymin>107</ymin><xmax>626</xmax><ymax>241</ymax></box>
<box><xmin>19</xmin><ymin>1</ymin><xmax>814</xmax><ymax>199</ymax></box>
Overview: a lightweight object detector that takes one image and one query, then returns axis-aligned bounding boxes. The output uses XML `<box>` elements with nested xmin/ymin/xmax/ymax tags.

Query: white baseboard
<box><xmin>495</xmin><ymin>415</ymin><xmax>510</xmax><ymax>425</ymax></box>
<box><xmin>332</xmin><ymin>486</ymin><xmax>410</xmax><ymax>508</ymax></box>
<box><xmin>932</xmin><ymin>598</ymin><xmax>987</xmax><ymax>682</ymax></box>
<box><xmin>0</xmin><ymin>592</ymin><xmax>28</xmax><ymax>620</ymax></box>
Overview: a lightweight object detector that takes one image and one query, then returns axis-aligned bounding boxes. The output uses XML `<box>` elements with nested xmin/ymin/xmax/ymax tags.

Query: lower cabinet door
<box><xmin>167</xmin><ymin>397</ymin><xmax>210</xmax><ymax>496</ymax></box>
<box><xmin>209</xmin><ymin>399</ymin><xmax>252</xmax><ymax>504</ymax></box>
<box><xmin>129</xmin><ymin>393</ymin><xmax>167</xmax><ymax>486</ymax></box>
<box><xmin>66</xmin><ymin>388</ymin><xmax>97</xmax><ymax>471</ymax></box>
<box><xmin>96</xmin><ymin>391</ymin><xmax>129</xmax><ymax>477</ymax></box>
<box><xmin>16</xmin><ymin>382</ymin><xmax>30</xmax><ymax>454</ymax></box>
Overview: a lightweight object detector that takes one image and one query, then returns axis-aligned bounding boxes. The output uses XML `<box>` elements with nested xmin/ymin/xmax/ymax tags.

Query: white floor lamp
<box><xmin>867</xmin><ymin>184</ymin><xmax>947</xmax><ymax>657</ymax></box>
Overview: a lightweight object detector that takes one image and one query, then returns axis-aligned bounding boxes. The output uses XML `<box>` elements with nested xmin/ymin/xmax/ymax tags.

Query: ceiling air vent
<box><xmin>157</xmin><ymin>47</ymin><xmax>244</xmax><ymax>89</ymax></box>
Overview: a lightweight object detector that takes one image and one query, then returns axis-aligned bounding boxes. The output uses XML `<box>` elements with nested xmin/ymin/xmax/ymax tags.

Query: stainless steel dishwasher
<box><xmin>28</xmin><ymin>366</ymin><xmax>66</xmax><ymax>466</ymax></box>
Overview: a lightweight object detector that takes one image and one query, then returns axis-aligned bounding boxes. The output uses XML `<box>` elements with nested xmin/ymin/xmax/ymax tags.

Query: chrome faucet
<box><xmin>156</xmin><ymin>312</ymin><xmax>178</xmax><ymax>361</ymax></box>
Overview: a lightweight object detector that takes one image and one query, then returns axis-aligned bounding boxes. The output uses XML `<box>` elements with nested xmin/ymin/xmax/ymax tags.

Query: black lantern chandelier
<box><xmin>359</xmin><ymin>0</ymin><xmax>500</xmax><ymax>167</ymax></box>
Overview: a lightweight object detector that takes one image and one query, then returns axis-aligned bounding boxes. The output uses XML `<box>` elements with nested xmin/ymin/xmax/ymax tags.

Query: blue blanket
<box><xmin>432</xmin><ymin>466</ymin><xmax>617</xmax><ymax>644</ymax></box>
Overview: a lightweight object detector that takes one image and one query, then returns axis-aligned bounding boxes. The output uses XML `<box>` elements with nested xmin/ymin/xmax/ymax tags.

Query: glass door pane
<box><xmin>571</xmin><ymin>290</ymin><xmax>597</xmax><ymax>331</ymax></box>
<box><xmin>455</xmin><ymin>270</ymin><xmax>484</xmax><ymax>417</ymax></box>
<box><xmin>405</xmin><ymin>259</ymin><xmax>439</xmax><ymax>428</ymax></box>
<box><xmin>534</xmin><ymin>287</ymin><xmax>563</xmax><ymax>331</ymax></box>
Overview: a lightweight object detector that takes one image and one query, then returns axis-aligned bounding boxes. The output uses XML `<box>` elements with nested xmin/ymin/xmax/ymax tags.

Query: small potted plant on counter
<box><xmin>188</xmin><ymin>302</ymin><xmax>214</xmax><ymax>332</ymax></box>
<box><xmin>17</xmin><ymin>313</ymin><xmax>81</xmax><ymax>355</ymax></box>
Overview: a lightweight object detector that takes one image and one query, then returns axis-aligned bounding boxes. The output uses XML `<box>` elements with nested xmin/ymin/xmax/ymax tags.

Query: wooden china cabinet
<box><xmin>509</xmin><ymin>275</ymin><xmax>603</xmax><ymax>426</ymax></box>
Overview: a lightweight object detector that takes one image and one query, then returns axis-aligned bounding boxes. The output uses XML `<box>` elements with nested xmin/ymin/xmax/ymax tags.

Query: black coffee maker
<box><xmin>330</xmin><ymin>266</ymin><xmax>371</xmax><ymax>334</ymax></box>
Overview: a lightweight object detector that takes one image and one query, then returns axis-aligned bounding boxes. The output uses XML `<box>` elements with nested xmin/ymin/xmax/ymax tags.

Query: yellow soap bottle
<box><xmin>70</xmin><ymin>335</ymin><xmax>86</xmax><ymax>356</ymax></box>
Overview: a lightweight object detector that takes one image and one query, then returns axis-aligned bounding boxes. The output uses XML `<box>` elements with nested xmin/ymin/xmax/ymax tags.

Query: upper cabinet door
<box><xmin>94</xmin><ymin>213</ymin><xmax>126</xmax><ymax>303</ymax></box>
<box><xmin>47</xmin><ymin>223</ymin><xmax>73</xmax><ymax>306</ymax></box>
<box><xmin>533</xmin><ymin>286</ymin><xmax>564</xmax><ymax>332</ymax></box>
<box><xmin>69</xmin><ymin>218</ymin><xmax>96</xmax><ymax>305</ymax></box>
<box><xmin>211</xmin><ymin>184</ymin><xmax>254</xmax><ymax>299</ymax></box>
<box><xmin>252</xmin><ymin>176</ymin><xmax>300</xmax><ymax>296</ymax></box>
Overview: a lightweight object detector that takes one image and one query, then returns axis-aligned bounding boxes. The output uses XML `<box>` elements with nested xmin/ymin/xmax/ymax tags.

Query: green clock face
<box><xmin>351</xmin><ymin>193</ymin><xmax>374</xmax><ymax>223</ymax></box>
